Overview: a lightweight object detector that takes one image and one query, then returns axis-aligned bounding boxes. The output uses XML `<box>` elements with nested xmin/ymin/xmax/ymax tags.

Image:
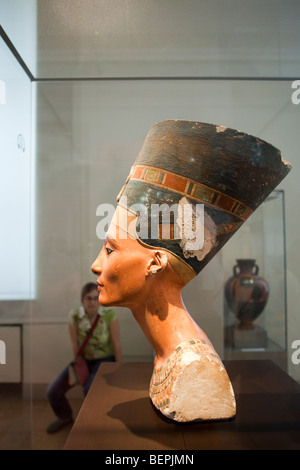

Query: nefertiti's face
<box><xmin>91</xmin><ymin>226</ymin><xmax>153</xmax><ymax>308</ymax></box>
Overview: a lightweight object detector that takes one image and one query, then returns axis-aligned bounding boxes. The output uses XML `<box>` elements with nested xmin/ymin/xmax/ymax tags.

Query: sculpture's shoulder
<box><xmin>150</xmin><ymin>339</ymin><xmax>236</xmax><ymax>422</ymax></box>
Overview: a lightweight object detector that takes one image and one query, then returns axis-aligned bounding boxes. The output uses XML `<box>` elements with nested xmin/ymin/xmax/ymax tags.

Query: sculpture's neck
<box><xmin>130</xmin><ymin>284</ymin><xmax>208</xmax><ymax>369</ymax></box>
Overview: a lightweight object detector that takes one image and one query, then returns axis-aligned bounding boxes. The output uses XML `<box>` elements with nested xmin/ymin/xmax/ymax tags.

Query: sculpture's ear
<box><xmin>146</xmin><ymin>250</ymin><xmax>168</xmax><ymax>277</ymax></box>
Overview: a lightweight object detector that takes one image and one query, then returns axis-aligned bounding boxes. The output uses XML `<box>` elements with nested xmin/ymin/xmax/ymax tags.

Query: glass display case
<box><xmin>223</xmin><ymin>190</ymin><xmax>287</xmax><ymax>371</ymax></box>
<box><xmin>1</xmin><ymin>0</ymin><xmax>299</xmax><ymax>450</ymax></box>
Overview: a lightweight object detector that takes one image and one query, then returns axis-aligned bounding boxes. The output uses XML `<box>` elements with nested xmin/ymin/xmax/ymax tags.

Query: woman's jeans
<box><xmin>46</xmin><ymin>356</ymin><xmax>115</xmax><ymax>420</ymax></box>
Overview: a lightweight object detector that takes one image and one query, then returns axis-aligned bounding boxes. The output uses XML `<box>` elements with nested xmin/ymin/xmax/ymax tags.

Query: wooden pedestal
<box><xmin>64</xmin><ymin>360</ymin><xmax>300</xmax><ymax>450</ymax></box>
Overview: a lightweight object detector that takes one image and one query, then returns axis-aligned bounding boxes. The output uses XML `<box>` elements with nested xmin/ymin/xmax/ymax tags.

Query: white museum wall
<box><xmin>0</xmin><ymin>38</ymin><xmax>35</xmax><ymax>301</ymax></box>
<box><xmin>31</xmin><ymin>78</ymin><xmax>299</xmax><ymax>386</ymax></box>
<box><xmin>0</xmin><ymin>36</ymin><xmax>34</xmax><ymax>398</ymax></box>
<box><xmin>3</xmin><ymin>0</ymin><xmax>300</xmax><ymax>80</ymax></box>
<box><xmin>0</xmin><ymin>0</ymin><xmax>37</xmax><ymax>76</ymax></box>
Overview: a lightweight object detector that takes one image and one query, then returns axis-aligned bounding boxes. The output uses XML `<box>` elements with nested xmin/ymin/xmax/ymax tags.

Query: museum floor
<box><xmin>0</xmin><ymin>385</ymin><xmax>82</xmax><ymax>450</ymax></box>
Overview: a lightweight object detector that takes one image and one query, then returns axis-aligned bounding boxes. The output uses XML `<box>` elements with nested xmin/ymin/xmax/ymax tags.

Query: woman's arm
<box><xmin>109</xmin><ymin>318</ymin><xmax>122</xmax><ymax>362</ymax></box>
<box><xmin>68</xmin><ymin>323</ymin><xmax>79</xmax><ymax>358</ymax></box>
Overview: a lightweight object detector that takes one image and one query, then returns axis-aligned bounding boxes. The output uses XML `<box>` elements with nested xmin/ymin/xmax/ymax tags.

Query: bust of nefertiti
<box><xmin>92</xmin><ymin>120</ymin><xmax>290</xmax><ymax>422</ymax></box>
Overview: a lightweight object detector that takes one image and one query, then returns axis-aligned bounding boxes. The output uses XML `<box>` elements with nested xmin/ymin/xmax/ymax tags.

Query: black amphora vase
<box><xmin>225</xmin><ymin>259</ymin><xmax>269</xmax><ymax>330</ymax></box>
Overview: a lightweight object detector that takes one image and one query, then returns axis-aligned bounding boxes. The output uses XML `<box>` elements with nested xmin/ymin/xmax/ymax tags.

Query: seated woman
<box><xmin>92</xmin><ymin>120</ymin><xmax>290</xmax><ymax>422</ymax></box>
<box><xmin>46</xmin><ymin>282</ymin><xmax>122</xmax><ymax>433</ymax></box>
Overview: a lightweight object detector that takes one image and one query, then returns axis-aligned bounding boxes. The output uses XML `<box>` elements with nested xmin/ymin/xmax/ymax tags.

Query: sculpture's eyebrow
<box><xmin>105</xmin><ymin>233</ymin><xmax>120</xmax><ymax>247</ymax></box>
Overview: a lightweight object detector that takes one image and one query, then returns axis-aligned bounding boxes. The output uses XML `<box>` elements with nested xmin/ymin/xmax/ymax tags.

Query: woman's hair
<box><xmin>81</xmin><ymin>282</ymin><xmax>98</xmax><ymax>301</ymax></box>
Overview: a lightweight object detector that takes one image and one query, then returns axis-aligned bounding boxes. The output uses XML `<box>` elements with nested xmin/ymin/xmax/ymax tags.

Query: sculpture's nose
<box><xmin>91</xmin><ymin>249</ymin><xmax>104</xmax><ymax>276</ymax></box>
